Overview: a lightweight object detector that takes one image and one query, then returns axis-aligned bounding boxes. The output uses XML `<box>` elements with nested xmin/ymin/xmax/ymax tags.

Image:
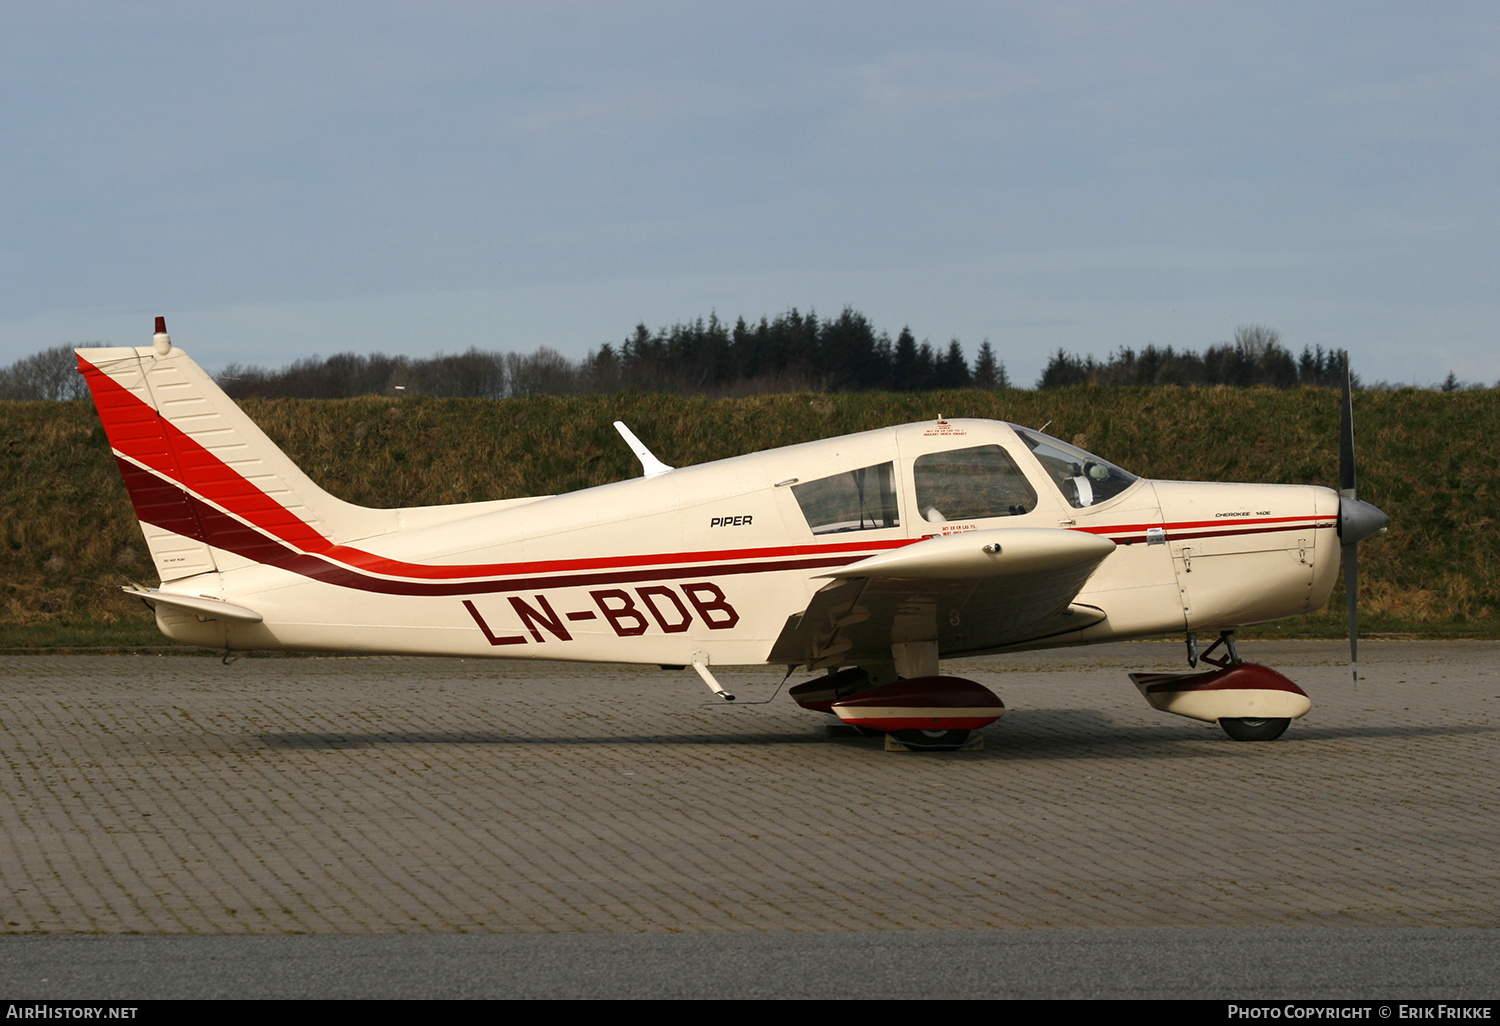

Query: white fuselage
<box><xmin>150</xmin><ymin>418</ymin><xmax>1341</xmax><ymax>667</ymax></box>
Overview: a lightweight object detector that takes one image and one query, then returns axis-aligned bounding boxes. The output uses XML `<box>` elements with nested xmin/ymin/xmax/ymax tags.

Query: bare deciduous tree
<box><xmin>0</xmin><ymin>345</ymin><xmax>91</xmax><ymax>400</ymax></box>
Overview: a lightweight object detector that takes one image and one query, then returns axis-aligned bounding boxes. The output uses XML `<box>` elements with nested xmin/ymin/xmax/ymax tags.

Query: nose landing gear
<box><xmin>1133</xmin><ymin>631</ymin><xmax>1310</xmax><ymax>742</ymax></box>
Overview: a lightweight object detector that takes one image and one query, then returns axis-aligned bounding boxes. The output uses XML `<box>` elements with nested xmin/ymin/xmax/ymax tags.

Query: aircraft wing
<box><xmin>768</xmin><ymin>528</ymin><xmax>1114</xmax><ymax>669</ymax></box>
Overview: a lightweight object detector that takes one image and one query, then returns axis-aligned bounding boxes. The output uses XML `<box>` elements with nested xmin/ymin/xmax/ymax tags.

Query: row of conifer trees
<box><xmin>2</xmin><ymin>310</ymin><xmax>1474</xmax><ymax>400</ymax></box>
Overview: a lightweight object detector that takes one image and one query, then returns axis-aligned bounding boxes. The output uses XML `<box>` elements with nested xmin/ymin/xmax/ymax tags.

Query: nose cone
<box><xmin>1340</xmin><ymin>497</ymin><xmax>1389</xmax><ymax>545</ymax></box>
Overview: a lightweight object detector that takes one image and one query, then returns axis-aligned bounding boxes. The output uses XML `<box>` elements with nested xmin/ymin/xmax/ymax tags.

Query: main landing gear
<box><xmin>888</xmin><ymin>728</ymin><xmax>974</xmax><ymax>751</ymax></box>
<box><xmin>789</xmin><ymin>669</ymin><xmax>1003</xmax><ymax>751</ymax></box>
<box><xmin>1218</xmin><ymin>716</ymin><xmax>1291</xmax><ymax>742</ymax></box>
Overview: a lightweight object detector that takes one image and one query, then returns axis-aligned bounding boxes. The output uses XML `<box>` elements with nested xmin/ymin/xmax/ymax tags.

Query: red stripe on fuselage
<box><xmin>1080</xmin><ymin>514</ymin><xmax>1334</xmax><ymax>545</ymax></box>
<box><xmin>1075</xmin><ymin>513</ymin><xmax>1328</xmax><ymax>535</ymax></box>
<box><xmin>83</xmin><ymin>355</ymin><xmax>913</xmax><ymax>582</ymax></box>
<box><xmin>85</xmin><ymin>355</ymin><xmax>1335</xmax><ymax>596</ymax></box>
<box><xmin>1097</xmin><ymin>520</ymin><xmax>1336</xmax><ymax>545</ymax></box>
<box><xmin>79</xmin><ymin>355</ymin><xmax>332</xmax><ymax>553</ymax></box>
<box><xmin>118</xmin><ymin>458</ymin><xmax>878</xmax><ymax>595</ymax></box>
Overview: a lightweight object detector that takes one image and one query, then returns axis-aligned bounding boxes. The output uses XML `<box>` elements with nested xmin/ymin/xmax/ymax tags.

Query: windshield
<box><xmin>1014</xmin><ymin>427</ymin><xmax>1138</xmax><ymax>508</ymax></box>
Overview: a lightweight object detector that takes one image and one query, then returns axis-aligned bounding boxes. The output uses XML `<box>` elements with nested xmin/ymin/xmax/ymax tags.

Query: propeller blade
<box><xmin>1340</xmin><ymin>349</ymin><xmax>1356</xmax><ymax>500</ymax></box>
<box><xmin>1336</xmin><ymin>352</ymin><xmax>1387</xmax><ymax>685</ymax></box>
<box><xmin>1344</xmin><ymin>541</ymin><xmax>1359</xmax><ymax>685</ymax></box>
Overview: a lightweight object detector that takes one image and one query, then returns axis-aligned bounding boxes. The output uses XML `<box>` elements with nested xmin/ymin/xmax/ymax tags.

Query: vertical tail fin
<box><xmin>77</xmin><ymin>319</ymin><xmax>394</xmax><ymax>583</ymax></box>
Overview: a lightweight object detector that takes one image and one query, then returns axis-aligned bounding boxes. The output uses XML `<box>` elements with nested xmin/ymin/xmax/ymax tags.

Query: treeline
<box><xmin>1040</xmin><ymin>326</ymin><xmax>1493</xmax><ymax>391</ymax></box>
<box><xmin>594</xmin><ymin>309</ymin><xmax>1008</xmax><ymax>395</ymax></box>
<box><xmin>1041</xmin><ymin>326</ymin><xmax>1360</xmax><ymax>389</ymax></box>
<box><xmin>4</xmin><ymin>313</ymin><xmax>1492</xmax><ymax>400</ymax></box>
<box><xmin>216</xmin><ymin>308</ymin><xmax>1009</xmax><ymax>400</ymax></box>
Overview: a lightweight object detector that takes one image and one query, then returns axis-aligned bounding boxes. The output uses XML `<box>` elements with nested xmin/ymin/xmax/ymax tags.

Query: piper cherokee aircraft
<box><xmin>75</xmin><ymin>319</ymin><xmax>1389</xmax><ymax>750</ymax></box>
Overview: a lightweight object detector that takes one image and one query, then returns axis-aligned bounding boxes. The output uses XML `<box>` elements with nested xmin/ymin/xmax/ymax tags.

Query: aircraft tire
<box><xmin>889</xmin><ymin>728</ymin><xmax>972</xmax><ymax>751</ymax></box>
<box><xmin>1219</xmin><ymin>717</ymin><xmax>1291</xmax><ymax>742</ymax></box>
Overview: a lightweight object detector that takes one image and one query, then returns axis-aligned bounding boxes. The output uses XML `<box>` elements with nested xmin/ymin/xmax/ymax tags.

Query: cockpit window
<box><xmin>1015</xmin><ymin>427</ymin><xmax>1138</xmax><ymax>508</ymax></box>
<box><xmin>914</xmin><ymin>445</ymin><xmax>1037</xmax><ymax>523</ymax></box>
<box><xmin>792</xmin><ymin>462</ymin><xmax>901</xmax><ymax>534</ymax></box>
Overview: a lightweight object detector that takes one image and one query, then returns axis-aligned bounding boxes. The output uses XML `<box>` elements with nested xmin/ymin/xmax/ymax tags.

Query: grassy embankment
<box><xmin>1</xmin><ymin>387</ymin><xmax>1493</xmax><ymax>651</ymax></box>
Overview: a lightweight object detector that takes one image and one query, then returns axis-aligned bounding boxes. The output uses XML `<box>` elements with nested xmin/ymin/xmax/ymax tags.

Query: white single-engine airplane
<box><xmin>76</xmin><ymin>319</ymin><xmax>1389</xmax><ymax>750</ymax></box>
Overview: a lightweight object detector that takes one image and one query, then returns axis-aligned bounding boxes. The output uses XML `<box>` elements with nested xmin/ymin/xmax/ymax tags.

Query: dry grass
<box><xmin>2</xmin><ymin>386</ymin><xmax>1492</xmax><ymax>645</ymax></box>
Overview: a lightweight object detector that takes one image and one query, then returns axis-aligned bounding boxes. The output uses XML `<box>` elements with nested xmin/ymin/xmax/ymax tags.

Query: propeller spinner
<box><xmin>1338</xmin><ymin>352</ymin><xmax>1390</xmax><ymax>683</ymax></box>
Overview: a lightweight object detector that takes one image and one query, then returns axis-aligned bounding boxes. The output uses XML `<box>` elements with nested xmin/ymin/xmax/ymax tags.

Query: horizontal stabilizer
<box><xmin>122</xmin><ymin>585</ymin><xmax>263</xmax><ymax>623</ymax></box>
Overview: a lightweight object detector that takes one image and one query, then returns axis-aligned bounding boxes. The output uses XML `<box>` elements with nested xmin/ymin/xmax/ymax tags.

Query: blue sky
<box><xmin>3</xmin><ymin>1</ymin><xmax>1496</xmax><ymax>386</ymax></box>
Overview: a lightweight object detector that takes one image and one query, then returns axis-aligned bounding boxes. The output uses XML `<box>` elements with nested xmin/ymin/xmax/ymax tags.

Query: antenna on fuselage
<box><xmin>613</xmin><ymin>421</ymin><xmax>673</xmax><ymax>477</ymax></box>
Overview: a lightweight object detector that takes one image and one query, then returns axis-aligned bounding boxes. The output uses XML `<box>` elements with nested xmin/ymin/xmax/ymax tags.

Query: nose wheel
<box><xmin>1219</xmin><ymin>717</ymin><xmax>1291</xmax><ymax>742</ymax></box>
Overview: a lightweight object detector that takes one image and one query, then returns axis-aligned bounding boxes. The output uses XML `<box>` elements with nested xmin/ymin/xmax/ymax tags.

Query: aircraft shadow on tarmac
<box><xmin>254</xmin><ymin>713</ymin><xmax>1494</xmax><ymax>754</ymax></box>
<box><xmin>256</xmin><ymin>729</ymin><xmax>829</xmax><ymax>749</ymax></box>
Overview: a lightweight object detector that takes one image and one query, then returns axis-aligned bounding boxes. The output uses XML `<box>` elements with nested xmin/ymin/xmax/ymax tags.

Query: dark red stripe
<box><xmin>87</xmin><ymin>356</ymin><xmax>1335</xmax><ymax>597</ymax></box>
<box><xmin>1102</xmin><ymin>521</ymin><xmax>1335</xmax><ymax>545</ymax></box>
<box><xmin>116</xmin><ymin>457</ymin><xmax>208</xmax><ymax>542</ymax></box>
<box><xmin>80</xmin><ymin>355</ymin><xmax>332</xmax><ymax>552</ymax></box>
<box><xmin>1077</xmin><ymin>513</ymin><xmax>1331</xmax><ymax>536</ymax></box>
<box><xmin>83</xmin><ymin>357</ymin><xmax>917</xmax><ymax>580</ymax></box>
<box><xmin>280</xmin><ymin>552</ymin><xmax>858</xmax><ymax>596</ymax></box>
<box><xmin>1143</xmin><ymin>674</ymin><xmax>1304</xmax><ymax>695</ymax></box>
<box><xmin>125</xmin><ymin>463</ymin><xmax>866</xmax><ymax>595</ymax></box>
